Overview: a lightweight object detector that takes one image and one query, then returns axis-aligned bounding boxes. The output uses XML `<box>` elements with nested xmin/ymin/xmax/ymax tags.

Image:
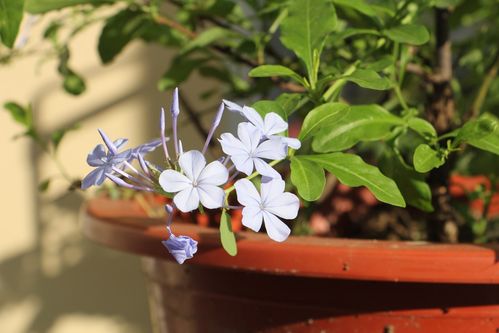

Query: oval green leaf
<box><xmin>220</xmin><ymin>211</ymin><xmax>237</xmax><ymax>256</ymax></box>
<box><xmin>384</xmin><ymin>24</ymin><xmax>430</xmax><ymax>45</ymax></box>
<box><xmin>312</xmin><ymin>104</ymin><xmax>403</xmax><ymax>152</ymax></box>
<box><xmin>301</xmin><ymin>153</ymin><xmax>406</xmax><ymax>207</ymax></box>
<box><xmin>290</xmin><ymin>156</ymin><xmax>325</xmax><ymax>201</ymax></box>
<box><xmin>413</xmin><ymin>144</ymin><xmax>445</xmax><ymax>173</ymax></box>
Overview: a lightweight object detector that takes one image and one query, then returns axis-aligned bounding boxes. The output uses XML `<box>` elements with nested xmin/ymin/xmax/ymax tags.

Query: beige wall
<box><xmin>0</xmin><ymin>12</ymin><xmax>221</xmax><ymax>333</ymax></box>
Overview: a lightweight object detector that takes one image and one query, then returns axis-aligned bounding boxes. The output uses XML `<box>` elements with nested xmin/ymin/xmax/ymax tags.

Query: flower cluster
<box><xmin>82</xmin><ymin>88</ymin><xmax>300</xmax><ymax>263</ymax></box>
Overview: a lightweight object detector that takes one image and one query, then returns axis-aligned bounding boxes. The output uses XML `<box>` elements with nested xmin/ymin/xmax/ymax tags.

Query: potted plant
<box><xmin>3</xmin><ymin>0</ymin><xmax>499</xmax><ymax>332</ymax></box>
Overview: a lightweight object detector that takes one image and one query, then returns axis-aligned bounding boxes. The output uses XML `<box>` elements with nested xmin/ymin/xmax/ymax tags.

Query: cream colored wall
<box><xmin>0</xmin><ymin>12</ymin><xmax>220</xmax><ymax>333</ymax></box>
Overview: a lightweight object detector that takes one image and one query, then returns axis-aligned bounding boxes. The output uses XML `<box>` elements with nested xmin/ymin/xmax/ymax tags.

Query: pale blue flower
<box><xmin>234</xmin><ymin>178</ymin><xmax>299</xmax><ymax>242</ymax></box>
<box><xmin>159</xmin><ymin>150</ymin><xmax>229</xmax><ymax>212</ymax></box>
<box><xmin>223</xmin><ymin>100</ymin><xmax>301</xmax><ymax>149</ymax></box>
<box><xmin>82</xmin><ymin>131</ymin><xmax>131</xmax><ymax>189</ymax></box>
<box><xmin>219</xmin><ymin>122</ymin><xmax>286</xmax><ymax>179</ymax></box>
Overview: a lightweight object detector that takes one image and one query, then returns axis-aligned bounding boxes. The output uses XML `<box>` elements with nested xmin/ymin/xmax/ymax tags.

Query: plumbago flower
<box><xmin>159</xmin><ymin>150</ymin><xmax>228</xmax><ymax>212</ymax></box>
<box><xmin>219</xmin><ymin>122</ymin><xmax>286</xmax><ymax>179</ymax></box>
<box><xmin>223</xmin><ymin>99</ymin><xmax>301</xmax><ymax>150</ymax></box>
<box><xmin>82</xmin><ymin>130</ymin><xmax>131</xmax><ymax>189</ymax></box>
<box><xmin>82</xmin><ymin>88</ymin><xmax>301</xmax><ymax>264</ymax></box>
<box><xmin>234</xmin><ymin>178</ymin><xmax>299</xmax><ymax>242</ymax></box>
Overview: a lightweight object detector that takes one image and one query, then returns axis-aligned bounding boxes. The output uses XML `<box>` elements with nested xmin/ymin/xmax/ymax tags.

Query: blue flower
<box><xmin>162</xmin><ymin>233</ymin><xmax>198</xmax><ymax>264</ymax></box>
<box><xmin>81</xmin><ymin>132</ymin><xmax>132</xmax><ymax>189</ymax></box>
<box><xmin>130</xmin><ymin>138</ymin><xmax>163</xmax><ymax>160</ymax></box>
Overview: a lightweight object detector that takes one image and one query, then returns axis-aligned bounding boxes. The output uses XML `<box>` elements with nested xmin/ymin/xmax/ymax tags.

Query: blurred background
<box><xmin>0</xmin><ymin>14</ymin><xmax>223</xmax><ymax>333</ymax></box>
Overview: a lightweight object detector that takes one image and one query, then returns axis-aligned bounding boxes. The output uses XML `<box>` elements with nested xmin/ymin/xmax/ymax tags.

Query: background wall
<box><xmin>0</xmin><ymin>13</ymin><xmax>220</xmax><ymax>333</ymax></box>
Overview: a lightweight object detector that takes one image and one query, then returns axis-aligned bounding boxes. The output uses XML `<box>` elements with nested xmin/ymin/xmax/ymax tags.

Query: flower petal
<box><xmin>230</xmin><ymin>154</ymin><xmax>254</xmax><ymax>175</ymax></box>
<box><xmin>81</xmin><ymin>167</ymin><xmax>106</xmax><ymax>189</ymax></box>
<box><xmin>86</xmin><ymin>144</ymin><xmax>106</xmax><ymax>166</ymax></box>
<box><xmin>241</xmin><ymin>206</ymin><xmax>263</xmax><ymax>232</ymax></box>
<box><xmin>198</xmin><ymin>160</ymin><xmax>228</xmax><ymax>186</ymax></box>
<box><xmin>263</xmin><ymin>112</ymin><xmax>288</xmax><ymax>136</ymax></box>
<box><xmin>279</xmin><ymin>137</ymin><xmax>301</xmax><ymax>150</ymax></box>
<box><xmin>260</xmin><ymin>178</ymin><xmax>286</xmax><ymax>204</ymax></box>
<box><xmin>159</xmin><ymin>170</ymin><xmax>191</xmax><ymax>193</ymax></box>
<box><xmin>222</xmin><ymin>99</ymin><xmax>243</xmax><ymax>113</ymax></box>
<box><xmin>254</xmin><ymin>158</ymin><xmax>281</xmax><ymax>179</ymax></box>
<box><xmin>237</xmin><ymin>122</ymin><xmax>260</xmax><ymax>152</ymax></box>
<box><xmin>219</xmin><ymin>133</ymin><xmax>247</xmax><ymax>156</ymax></box>
<box><xmin>173</xmin><ymin>187</ymin><xmax>200</xmax><ymax>212</ymax></box>
<box><xmin>234</xmin><ymin>179</ymin><xmax>261</xmax><ymax>207</ymax></box>
<box><xmin>198</xmin><ymin>185</ymin><xmax>225</xmax><ymax>209</ymax></box>
<box><xmin>113</xmin><ymin>138</ymin><xmax>128</xmax><ymax>150</ymax></box>
<box><xmin>265</xmin><ymin>193</ymin><xmax>300</xmax><ymax>220</ymax></box>
<box><xmin>241</xmin><ymin>106</ymin><xmax>265</xmax><ymax>130</ymax></box>
<box><xmin>254</xmin><ymin>138</ymin><xmax>287</xmax><ymax>160</ymax></box>
<box><xmin>179</xmin><ymin>150</ymin><xmax>206</xmax><ymax>181</ymax></box>
<box><xmin>262</xmin><ymin>211</ymin><xmax>291</xmax><ymax>242</ymax></box>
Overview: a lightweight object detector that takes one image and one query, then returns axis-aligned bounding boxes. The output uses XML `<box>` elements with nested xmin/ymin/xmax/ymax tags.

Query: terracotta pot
<box><xmin>82</xmin><ymin>197</ymin><xmax>499</xmax><ymax>333</ymax></box>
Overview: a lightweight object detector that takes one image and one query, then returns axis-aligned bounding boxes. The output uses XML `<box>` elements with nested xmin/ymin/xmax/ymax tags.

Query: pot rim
<box><xmin>82</xmin><ymin>197</ymin><xmax>499</xmax><ymax>284</ymax></box>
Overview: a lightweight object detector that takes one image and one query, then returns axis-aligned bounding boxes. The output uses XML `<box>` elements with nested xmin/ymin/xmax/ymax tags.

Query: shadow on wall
<box><xmin>0</xmin><ymin>40</ymin><xmax>222</xmax><ymax>332</ymax></box>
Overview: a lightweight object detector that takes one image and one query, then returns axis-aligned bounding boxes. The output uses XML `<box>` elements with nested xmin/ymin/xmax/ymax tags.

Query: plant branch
<box><xmin>150</xmin><ymin>9</ymin><xmax>304</xmax><ymax>93</ymax></box>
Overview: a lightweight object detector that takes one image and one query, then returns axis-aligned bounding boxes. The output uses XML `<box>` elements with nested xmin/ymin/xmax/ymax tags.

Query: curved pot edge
<box><xmin>82</xmin><ymin>197</ymin><xmax>499</xmax><ymax>284</ymax></box>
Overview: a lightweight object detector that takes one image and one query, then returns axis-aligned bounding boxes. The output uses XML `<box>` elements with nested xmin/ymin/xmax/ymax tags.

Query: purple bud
<box><xmin>212</xmin><ymin>102</ymin><xmax>225</xmax><ymax>128</ymax></box>
<box><xmin>165</xmin><ymin>204</ymin><xmax>174</xmax><ymax>215</ymax></box>
<box><xmin>160</xmin><ymin>108</ymin><xmax>170</xmax><ymax>160</ymax></box>
<box><xmin>160</xmin><ymin>107</ymin><xmax>166</xmax><ymax>133</ymax></box>
<box><xmin>202</xmin><ymin>103</ymin><xmax>225</xmax><ymax>154</ymax></box>
<box><xmin>170</xmin><ymin>87</ymin><xmax>180</xmax><ymax>117</ymax></box>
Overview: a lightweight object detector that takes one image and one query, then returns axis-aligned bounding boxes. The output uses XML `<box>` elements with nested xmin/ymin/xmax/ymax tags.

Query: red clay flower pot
<box><xmin>83</xmin><ymin>197</ymin><xmax>499</xmax><ymax>333</ymax></box>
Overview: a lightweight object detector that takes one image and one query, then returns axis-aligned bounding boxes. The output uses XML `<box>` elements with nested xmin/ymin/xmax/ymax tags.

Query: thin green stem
<box><xmin>394</xmin><ymin>85</ymin><xmax>409</xmax><ymax>111</ymax></box>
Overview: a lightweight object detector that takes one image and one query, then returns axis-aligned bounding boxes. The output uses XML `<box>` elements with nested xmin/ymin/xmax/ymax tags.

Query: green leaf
<box><xmin>182</xmin><ymin>27</ymin><xmax>231</xmax><ymax>54</ymax></box>
<box><xmin>98</xmin><ymin>9</ymin><xmax>145</xmax><ymax>64</ymax></box>
<box><xmin>275</xmin><ymin>93</ymin><xmax>304</xmax><ymax>116</ymax></box>
<box><xmin>456</xmin><ymin>113</ymin><xmax>499</xmax><ymax>155</ymax></box>
<box><xmin>220</xmin><ymin>211</ymin><xmax>237</xmax><ymax>256</ymax></box>
<box><xmin>290</xmin><ymin>156</ymin><xmax>325</xmax><ymax>201</ymax></box>
<box><xmin>301</xmin><ymin>153</ymin><xmax>405</xmax><ymax>207</ymax></box>
<box><xmin>158</xmin><ymin>56</ymin><xmax>208</xmax><ymax>91</ymax></box>
<box><xmin>343</xmin><ymin>69</ymin><xmax>392</xmax><ymax>90</ymax></box>
<box><xmin>251</xmin><ymin>100</ymin><xmax>287</xmax><ymax>120</ymax></box>
<box><xmin>4</xmin><ymin>102</ymin><xmax>28</xmax><ymax>126</ymax></box>
<box><xmin>380</xmin><ymin>151</ymin><xmax>433</xmax><ymax>212</ymax></box>
<box><xmin>38</xmin><ymin>179</ymin><xmax>51</xmax><ymax>193</ymax></box>
<box><xmin>361</xmin><ymin>55</ymin><xmax>394</xmax><ymax>71</ymax></box>
<box><xmin>0</xmin><ymin>0</ymin><xmax>24</xmax><ymax>48</ymax></box>
<box><xmin>63</xmin><ymin>70</ymin><xmax>86</xmax><ymax>95</ymax></box>
<box><xmin>249</xmin><ymin>65</ymin><xmax>303</xmax><ymax>83</ymax></box>
<box><xmin>25</xmin><ymin>0</ymin><xmax>113</xmax><ymax>13</ymax></box>
<box><xmin>413</xmin><ymin>144</ymin><xmax>445</xmax><ymax>173</ymax></box>
<box><xmin>407</xmin><ymin>117</ymin><xmax>437</xmax><ymax>139</ymax></box>
<box><xmin>299</xmin><ymin>102</ymin><xmax>349</xmax><ymax>141</ymax></box>
<box><xmin>383</xmin><ymin>24</ymin><xmax>430</xmax><ymax>45</ymax></box>
<box><xmin>312</xmin><ymin>104</ymin><xmax>404</xmax><ymax>152</ymax></box>
<box><xmin>280</xmin><ymin>0</ymin><xmax>337</xmax><ymax>77</ymax></box>
<box><xmin>332</xmin><ymin>0</ymin><xmax>377</xmax><ymax>17</ymax></box>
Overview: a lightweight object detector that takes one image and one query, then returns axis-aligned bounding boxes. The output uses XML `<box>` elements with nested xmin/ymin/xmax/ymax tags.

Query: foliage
<box><xmin>2</xmin><ymin>0</ymin><xmax>499</xmax><ymax>244</ymax></box>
